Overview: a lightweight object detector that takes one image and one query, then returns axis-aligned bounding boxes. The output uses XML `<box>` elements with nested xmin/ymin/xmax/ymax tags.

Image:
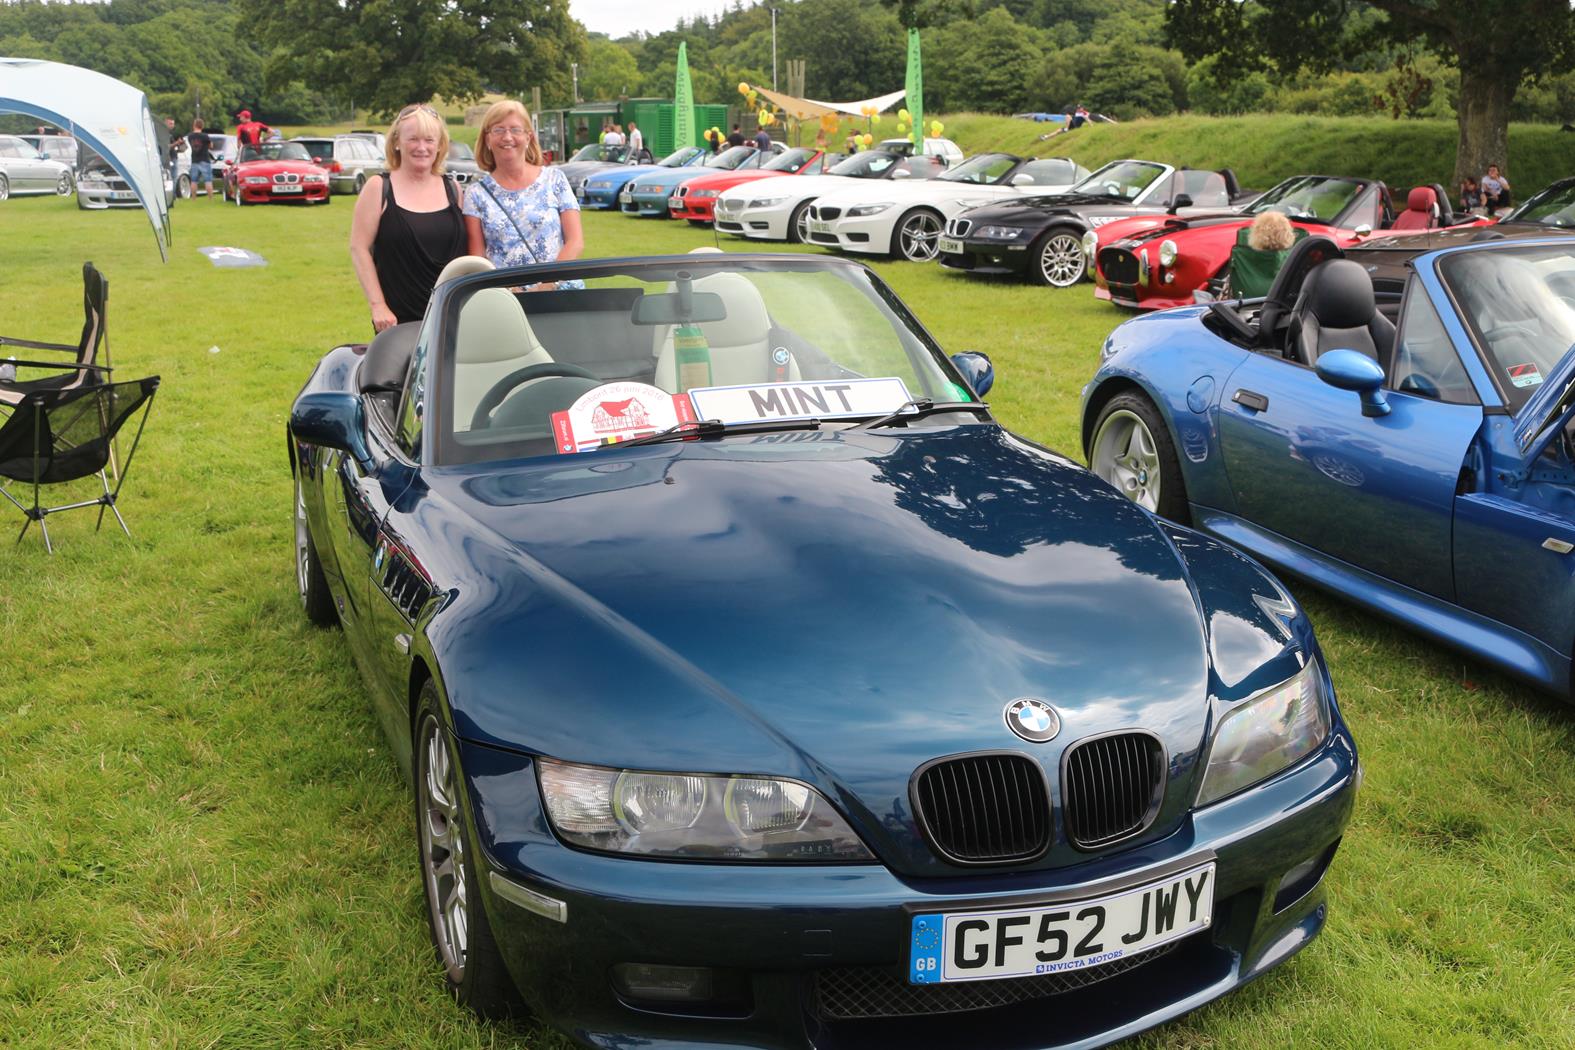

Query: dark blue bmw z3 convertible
<box><xmin>1083</xmin><ymin>235</ymin><xmax>1575</xmax><ymax>698</ymax></box>
<box><xmin>289</xmin><ymin>252</ymin><xmax>1358</xmax><ymax>1049</ymax></box>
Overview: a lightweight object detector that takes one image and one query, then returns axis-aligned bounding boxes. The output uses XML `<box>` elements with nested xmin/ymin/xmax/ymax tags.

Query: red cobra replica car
<box><xmin>668</xmin><ymin>147</ymin><xmax>839</xmax><ymax>223</ymax></box>
<box><xmin>1092</xmin><ymin>175</ymin><xmax>1483</xmax><ymax>309</ymax></box>
<box><xmin>223</xmin><ymin>141</ymin><xmax>331</xmax><ymax>206</ymax></box>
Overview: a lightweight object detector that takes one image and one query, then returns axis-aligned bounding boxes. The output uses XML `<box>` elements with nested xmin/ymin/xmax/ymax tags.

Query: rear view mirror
<box><xmin>1168</xmin><ymin>193</ymin><xmax>1194</xmax><ymax>215</ymax></box>
<box><xmin>1315</xmin><ymin>349</ymin><xmax>1390</xmax><ymax>416</ymax></box>
<box><xmin>631</xmin><ymin>290</ymin><xmax>727</xmax><ymax>326</ymax></box>
<box><xmin>291</xmin><ymin>392</ymin><xmax>375</xmax><ymax>471</ymax></box>
<box><xmin>1010</xmin><ymin>173</ymin><xmax>1035</xmax><ymax>186</ymax></box>
<box><xmin>892</xmin><ymin>168</ymin><xmax>911</xmax><ymax>179</ymax></box>
<box><xmin>1353</xmin><ymin>224</ymin><xmax>1373</xmax><ymax>238</ymax></box>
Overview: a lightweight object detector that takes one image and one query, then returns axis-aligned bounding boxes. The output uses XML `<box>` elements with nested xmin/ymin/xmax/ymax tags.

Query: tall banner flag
<box><xmin>905</xmin><ymin>28</ymin><xmax>923</xmax><ymax>149</ymax></box>
<box><xmin>675</xmin><ymin>41</ymin><xmax>695</xmax><ymax>148</ymax></box>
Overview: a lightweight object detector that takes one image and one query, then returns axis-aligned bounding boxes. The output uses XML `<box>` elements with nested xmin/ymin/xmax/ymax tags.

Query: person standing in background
<box><xmin>726</xmin><ymin>124</ymin><xmax>745</xmax><ymax>147</ymax></box>
<box><xmin>464</xmin><ymin>100</ymin><xmax>584</xmax><ymax>284</ymax></box>
<box><xmin>163</xmin><ymin>116</ymin><xmax>186</xmax><ymax>181</ymax></box>
<box><xmin>349</xmin><ymin>104</ymin><xmax>468</xmax><ymax>333</ymax></box>
<box><xmin>753</xmin><ymin>124</ymin><xmax>771</xmax><ymax>151</ymax></box>
<box><xmin>627</xmin><ymin>120</ymin><xmax>644</xmax><ymax>159</ymax></box>
<box><xmin>187</xmin><ymin>118</ymin><xmax>215</xmax><ymax>199</ymax></box>
<box><xmin>235</xmin><ymin>109</ymin><xmax>272</xmax><ymax>149</ymax></box>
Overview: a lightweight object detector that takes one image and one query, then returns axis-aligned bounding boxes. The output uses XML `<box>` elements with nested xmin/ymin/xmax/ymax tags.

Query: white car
<box><xmin>0</xmin><ymin>134</ymin><xmax>75</xmax><ymax>201</ymax></box>
<box><xmin>804</xmin><ymin>152</ymin><xmax>1088</xmax><ymax>262</ymax></box>
<box><xmin>875</xmin><ymin>135</ymin><xmax>965</xmax><ymax>167</ymax></box>
<box><xmin>713</xmin><ymin>149</ymin><xmax>948</xmax><ymax>242</ymax></box>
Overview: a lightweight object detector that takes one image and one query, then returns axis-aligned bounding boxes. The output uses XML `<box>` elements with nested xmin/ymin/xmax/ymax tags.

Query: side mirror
<box><xmin>1168</xmin><ymin>193</ymin><xmax>1194</xmax><ymax>215</ymax></box>
<box><xmin>1315</xmin><ymin>349</ymin><xmax>1390</xmax><ymax>416</ymax></box>
<box><xmin>1353</xmin><ymin>223</ymin><xmax>1373</xmax><ymax>238</ymax></box>
<box><xmin>291</xmin><ymin>391</ymin><xmax>376</xmax><ymax>470</ymax></box>
<box><xmin>892</xmin><ymin>168</ymin><xmax>911</xmax><ymax>179</ymax></box>
<box><xmin>951</xmin><ymin>351</ymin><xmax>995</xmax><ymax>398</ymax></box>
<box><xmin>1010</xmin><ymin>172</ymin><xmax>1035</xmax><ymax>186</ymax></box>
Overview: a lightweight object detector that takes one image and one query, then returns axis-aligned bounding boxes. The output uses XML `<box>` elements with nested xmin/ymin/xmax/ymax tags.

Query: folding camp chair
<box><xmin>1224</xmin><ymin>224</ymin><xmax>1309</xmax><ymax>301</ymax></box>
<box><xmin>0</xmin><ymin>261</ymin><xmax>111</xmax><ymax>407</ymax></box>
<box><xmin>0</xmin><ymin>376</ymin><xmax>159</xmax><ymax>552</ymax></box>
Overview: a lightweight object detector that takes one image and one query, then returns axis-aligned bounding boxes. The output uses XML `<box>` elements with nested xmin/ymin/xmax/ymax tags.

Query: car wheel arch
<box><xmin>1082</xmin><ymin>376</ymin><xmax>1159</xmax><ymax>458</ymax></box>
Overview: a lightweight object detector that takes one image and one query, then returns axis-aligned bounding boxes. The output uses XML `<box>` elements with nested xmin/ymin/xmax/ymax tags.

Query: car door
<box><xmin>1215</xmin><ymin>279</ymin><xmax>1484</xmax><ymax>600</ymax></box>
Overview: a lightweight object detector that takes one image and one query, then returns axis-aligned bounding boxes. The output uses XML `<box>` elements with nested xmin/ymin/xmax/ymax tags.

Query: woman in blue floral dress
<box><xmin>463</xmin><ymin>100</ymin><xmax>584</xmax><ymax>284</ymax></box>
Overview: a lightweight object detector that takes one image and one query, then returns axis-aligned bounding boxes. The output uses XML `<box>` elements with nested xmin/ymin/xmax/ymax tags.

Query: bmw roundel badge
<box><xmin>1004</xmin><ymin>698</ymin><xmax>1060</xmax><ymax>743</ymax></box>
<box><xmin>772</xmin><ymin>347</ymin><xmax>791</xmax><ymax>366</ymax></box>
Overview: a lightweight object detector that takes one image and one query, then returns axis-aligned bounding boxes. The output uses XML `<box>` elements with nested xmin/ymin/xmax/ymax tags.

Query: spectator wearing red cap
<box><xmin>235</xmin><ymin>109</ymin><xmax>272</xmax><ymax>150</ymax></box>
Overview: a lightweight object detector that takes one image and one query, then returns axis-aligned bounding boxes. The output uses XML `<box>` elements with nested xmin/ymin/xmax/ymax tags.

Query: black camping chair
<box><xmin>0</xmin><ymin>262</ymin><xmax>111</xmax><ymax>407</ymax></box>
<box><xmin>0</xmin><ymin>376</ymin><xmax>159</xmax><ymax>552</ymax></box>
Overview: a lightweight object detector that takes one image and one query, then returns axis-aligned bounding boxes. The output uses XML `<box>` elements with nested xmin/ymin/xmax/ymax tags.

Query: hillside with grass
<box><xmin>934</xmin><ymin>112</ymin><xmax>1571</xmax><ymax>197</ymax></box>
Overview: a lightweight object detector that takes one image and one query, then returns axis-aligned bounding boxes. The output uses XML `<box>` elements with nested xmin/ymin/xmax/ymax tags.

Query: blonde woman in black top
<box><xmin>350</xmin><ymin>104</ymin><xmax>468</xmax><ymax>333</ymax></box>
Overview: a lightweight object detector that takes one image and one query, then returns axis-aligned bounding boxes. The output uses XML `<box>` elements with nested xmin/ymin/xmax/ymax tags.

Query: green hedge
<box><xmin>935</xmin><ymin>112</ymin><xmax>1571</xmax><ymax>196</ymax></box>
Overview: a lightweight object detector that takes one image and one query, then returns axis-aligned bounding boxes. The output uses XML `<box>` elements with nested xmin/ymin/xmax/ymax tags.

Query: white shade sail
<box><xmin>0</xmin><ymin>57</ymin><xmax>170</xmax><ymax>260</ymax></box>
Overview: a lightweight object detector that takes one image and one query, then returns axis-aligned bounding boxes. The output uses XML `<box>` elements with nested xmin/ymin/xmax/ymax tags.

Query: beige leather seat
<box><xmin>652</xmin><ymin>270</ymin><xmax>800</xmax><ymax>392</ymax></box>
<box><xmin>453</xmin><ymin>287</ymin><xmax>553</xmax><ymax>431</ymax></box>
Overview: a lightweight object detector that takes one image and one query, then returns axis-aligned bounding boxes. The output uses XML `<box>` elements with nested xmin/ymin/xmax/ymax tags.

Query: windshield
<box><xmin>659</xmin><ymin>146</ymin><xmax>703</xmax><ymax>167</ymax></box>
<box><xmin>1248</xmin><ymin>176</ymin><xmax>1364</xmax><ymax>223</ymax></box>
<box><xmin>764</xmin><ymin>148</ymin><xmax>816</xmax><ymax>173</ymax></box>
<box><xmin>1072</xmin><ymin>160</ymin><xmax>1167</xmax><ymax>201</ymax></box>
<box><xmin>706</xmin><ymin>145</ymin><xmax>759</xmax><ymax>170</ymax></box>
<box><xmin>435</xmin><ymin>260</ymin><xmax>978</xmax><ymax>464</ymax></box>
<box><xmin>241</xmin><ymin>142</ymin><xmax>312</xmax><ymax>163</ymax></box>
<box><xmin>571</xmin><ymin>143</ymin><xmax>628</xmax><ymax>163</ymax></box>
<box><xmin>828</xmin><ymin>151</ymin><xmax>900</xmax><ymax>177</ymax></box>
<box><xmin>937</xmin><ymin>154</ymin><xmax>1019</xmax><ymax>185</ymax></box>
<box><xmin>297</xmin><ymin>140</ymin><xmax>333</xmax><ymax>162</ymax></box>
<box><xmin>1439</xmin><ymin>245</ymin><xmax>1575</xmax><ymax>413</ymax></box>
<box><xmin>1503</xmin><ymin>181</ymin><xmax>1575</xmax><ymax>227</ymax></box>
<box><xmin>449</xmin><ymin>142</ymin><xmax>474</xmax><ymax>161</ymax></box>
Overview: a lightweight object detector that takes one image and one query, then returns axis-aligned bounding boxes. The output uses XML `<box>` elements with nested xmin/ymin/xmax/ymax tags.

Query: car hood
<box><xmin>557</xmin><ymin>160</ymin><xmax>623</xmax><ymax>181</ymax></box>
<box><xmin>427</xmin><ymin>426</ymin><xmax>1225</xmax><ymax>857</ymax></box>
<box><xmin>959</xmin><ymin>192</ymin><xmax>1157</xmax><ymax>223</ymax></box>
<box><xmin>717</xmin><ymin>173</ymin><xmax>861</xmax><ymax>202</ymax></box>
<box><xmin>238</xmin><ymin>159</ymin><xmax>323</xmax><ymax>175</ymax></box>
<box><xmin>583</xmin><ymin>164</ymin><xmax>663</xmax><ymax>186</ymax></box>
<box><xmin>686</xmin><ymin>169</ymin><xmax>785</xmax><ymax>192</ymax></box>
<box><xmin>630</xmin><ymin>166</ymin><xmax>711</xmax><ymax>191</ymax></box>
<box><xmin>1352</xmin><ymin>220</ymin><xmax>1561</xmax><ymax>253</ymax></box>
<box><xmin>813</xmin><ymin>178</ymin><xmax>1025</xmax><ymax>209</ymax></box>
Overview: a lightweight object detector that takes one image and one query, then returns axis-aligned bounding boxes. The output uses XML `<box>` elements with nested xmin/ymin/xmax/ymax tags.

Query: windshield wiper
<box><xmin>854</xmin><ymin>398</ymin><xmax>992</xmax><ymax>431</ymax></box>
<box><xmin>611</xmin><ymin>417</ymin><xmax>822</xmax><ymax>449</ymax></box>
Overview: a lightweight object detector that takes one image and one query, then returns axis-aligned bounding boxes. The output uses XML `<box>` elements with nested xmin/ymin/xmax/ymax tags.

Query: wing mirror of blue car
<box><xmin>1315</xmin><ymin>349</ymin><xmax>1391</xmax><ymax>417</ymax></box>
<box><xmin>291</xmin><ymin>391</ymin><xmax>376</xmax><ymax>471</ymax></box>
<box><xmin>951</xmin><ymin>351</ymin><xmax>995</xmax><ymax>398</ymax></box>
<box><xmin>1168</xmin><ymin>193</ymin><xmax>1194</xmax><ymax>215</ymax></box>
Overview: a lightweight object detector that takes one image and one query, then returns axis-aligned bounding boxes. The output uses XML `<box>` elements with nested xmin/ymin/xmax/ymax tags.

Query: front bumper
<box><xmin>939</xmin><ymin>239</ymin><xmax>1035</xmax><ymax>276</ymax></box>
<box><xmin>459</xmin><ymin>723</ymin><xmax>1358</xmax><ymax>1050</ymax></box>
<box><xmin>76</xmin><ymin>184</ymin><xmax>141</xmax><ymax>208</ymax></box>
<box><xmin>623</xmin><ymin>188</ymin><xmax>677</xmax><ymax>217</ymax></box>
<box><xmin>1095</xmin><ymin>245</ymin><xmax>1193</xmax><ymax>309</ymax></box>
<box><xmin>580</xmin><ymin>185</ymin><xmax>623</xmax><ymax>210</ymax></box>
<box><xmin>236</xmin><ymin>182</ymin><xmax>329</xmax><ymax>203</ymax></box>
<box><xmin>714</xmin><ymin>200</ymin><xmax>792</xmax><ymax>239</ymax></box>
<box><xmin>670</xmin><ymin>194</ymin><xmax>717</xmax><ymax>221</ymax></box>
<box><xmin>805</xmin><ymin>212</ymin><xmax>891</xmax><ymax>254</ymax></box>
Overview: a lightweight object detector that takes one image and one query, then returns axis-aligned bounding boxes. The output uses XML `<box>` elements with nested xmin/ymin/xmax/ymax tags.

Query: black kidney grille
<box><xmin>813</xmin><ymin>205</ymin><xmax>842</xmax><ymax>220</ymax></box>
<box><xmin>914</xmin><ymin>754</ymin><xmax>1050</xmax><ymax>864</ymax></box>
<box><xmin>1098</xmin><ymin>247</ymin><xmax>1141</xmax><ymax>285</ymax></box>
<box><xmin>1062</xmin><ymin>733</ymin><xmax>1164</xmax><ymax>849</ymax></box>
<box><xmin>813</xmin><ymin>937</ymin><xmax>1183</xmax><ymax>1019</ymax></box>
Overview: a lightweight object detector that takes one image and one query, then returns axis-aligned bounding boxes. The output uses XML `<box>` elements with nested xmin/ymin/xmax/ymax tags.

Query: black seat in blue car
<box><xmin>1287</xmin><ymin>259</ymin><xmax>1396</xmax><ymax>370</ymax></box>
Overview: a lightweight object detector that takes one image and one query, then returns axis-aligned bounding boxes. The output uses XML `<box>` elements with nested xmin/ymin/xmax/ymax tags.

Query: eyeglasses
<box><xmin>399</xmin><ymin>104</ymin><xmax>440</xmax><ymax>119</ymax></box>
<box><xmin>487</xmin><ymin>126</ymin><xmax>532</xmax><ymax>138</ymax></box>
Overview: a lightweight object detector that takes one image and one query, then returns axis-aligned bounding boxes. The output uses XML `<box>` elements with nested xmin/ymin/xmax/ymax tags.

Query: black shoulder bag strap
<box><xmin>478</xmin><ymin>179</ymin><xmax>547</xmax><ymax>265</ymax></box>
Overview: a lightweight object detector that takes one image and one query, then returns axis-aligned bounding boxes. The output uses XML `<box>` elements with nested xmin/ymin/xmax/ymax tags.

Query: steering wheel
<box><xmin>1102</xmin><ymin>181</ymin><xmax>1123</xmax><ymax>196</ymax></box>
<box><xmin>471</xmin><ymin>363</ymin><xmax>599</xmax><ymax>431</ymax></box>
<box><xmin>1481</xmin><ymin>320</ymin><xmax>1538</xmax><ymax>343</ymax></box>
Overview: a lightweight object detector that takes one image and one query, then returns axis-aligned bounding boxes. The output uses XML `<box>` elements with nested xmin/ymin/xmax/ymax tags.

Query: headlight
<box><xmin>746</xmin><ymin>195</ymin><xmax>788</xmax><ymax>209</ymax></box>
<box><xmin>975</xmin><ymin>225</ymin><xmax>1024</xmax><ymax>241</ymax></box>
<box><xmin>691</xmin><ymin>188</ymin><xmax>719</xmax><ymax>198</ymax></box>
<box><xmin>80</xmin><ymin>178</ymin><xmax>106</xmax><ymax>190</ymax></box>
<box><xmin>244</xmin><ymin>176</ymin><xmax>269</xmax><ymax>185</ymax></box>
<box><xmin>952</xmin><ymin>198</ymin><xmax>991</xmax><ymax>209</ymax></box>
<box><xmin>538</xmin><ymin>758</ymin><xmax>874</xmax><ymax>861</ymax></box>
<box><xmin>1158</xmin><ymin>239</ymin><xmax>1179</xmax><ymax>267</ymax></box>
<box><xmin>586</xmin><ymin>180</ymin><xmax>608</xmax><ymax>189</ymax></box>
<box><xmin>305</xmin><ymin>174</ymin><xmax>327</xmax><ymax>183</ymax></box>
<box><xmin>1082</xmin><ymin>230</ymin><xmax>1099</xmax><ymax>258</ymax></box>
<box><xmin>846</xmin><ymin>202</ymin><xmax>892</xmax><ymax>217</ymax></box>
<box><xmin>1196</xmin><ymin>661</ymin><xmax>1330</xmax><ymax>807</ymax></box>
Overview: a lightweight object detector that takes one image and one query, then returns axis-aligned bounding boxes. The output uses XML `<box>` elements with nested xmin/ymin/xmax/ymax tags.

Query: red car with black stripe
<box><xmin>668</xmin><ymin>148</ymin><xmax>839</xmax><ymax>224</ymax></box>
<box><xmin>223</xmin><ymin>141</ymin><xmax>331</xmax><ymax>206</ymax></box>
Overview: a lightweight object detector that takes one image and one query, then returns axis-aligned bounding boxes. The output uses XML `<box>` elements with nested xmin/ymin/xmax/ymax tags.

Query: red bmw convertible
<box><xmin>223</xmin><ymin>141</ymin><xmax>332</xmax><ymax>206</ymax></box>
<box><xmin>667</xmin><ymin>147</ymin><xmax>839</xmax><ymax>224</ymax></box>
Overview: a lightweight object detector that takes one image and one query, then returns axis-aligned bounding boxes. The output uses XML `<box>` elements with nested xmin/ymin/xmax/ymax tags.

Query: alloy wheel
<box><xmin>293</xmin><ymin>476</ymin><xmax>312</xmax><ymax>606</ymax></box>
<box><xmin>898</xmin><ymin>211</ymin><xmax>943</xmax><ymax>261</ymax></box>
<box><xmin>1039</xmin><ymin>232</ymin><xmax>1087</xmax><ymax>287</ymax></box>
<box><xmin>792</xmin><ymin>203</ymin><xmax>811</xmax><ymax>244</ymax></box>
<box><xmin>55</xmin><ymin>173</ymin><xmax>73</xmax><ymax>196</ymax></box>
<box><xmin>419</xmin><ymin>715</ymin><xmax>469</xmax><ymax>982</ymax></box>
<box><xmin>0</xmin><ymin>176</ymin><xmax>9</xmax><ymax>202</ymax></box>
<box><xmin>1090</xmin><ymin>409</ymin><xmax>1163</xmax><ymax>512</ymax></box>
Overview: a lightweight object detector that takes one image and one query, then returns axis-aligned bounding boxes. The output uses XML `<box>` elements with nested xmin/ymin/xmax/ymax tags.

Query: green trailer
<box><xmin>562</xmin><ymin>99</ymin><xmax>731</xmax><ymax>158</ymax></box>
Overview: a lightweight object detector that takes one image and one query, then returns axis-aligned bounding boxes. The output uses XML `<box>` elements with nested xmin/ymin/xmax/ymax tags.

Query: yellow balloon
<box><xmin>738</xmin><ymin>82</ymin><xmax>750</xmax><ymax>95</ymax></box>
<box><xmin>930</xmin><ymin>121</ymin><xmax>943</xmax><ymax>136</ymax></box>
<box><xmin>896</xmin><ymin>123</ymin><xmax>908</xmax><ymax>135</ymax></box>
<box><xmin>898</xmin><ymin>108</ymin><xmax>910</xmax><ymax>122</ymax></box>
<box><xmin>860</xmin><ymin>133</ymin><xmax>872</xmax><ymax>146</ymax></box>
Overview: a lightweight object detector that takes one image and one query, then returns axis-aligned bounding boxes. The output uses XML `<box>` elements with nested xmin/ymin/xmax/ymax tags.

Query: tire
<box><xmin>354</xmin><ymin>172</ymin><xmax>367</xmax><ymax>193</ymax></box>
<box><xmin>787</xmin><ymin>199</ymin><xmax>812</xmax><ymax>244</ymax></box>
<box><xmin>891</xmin><ymin>208</ymin><xmax>944</xmax><ymax>262</ymax></box>
<box><xmin>1088</xmin><ymin>392</ymin><xmax>1190</xmax><ymax>523</ymax></box>
<box><xmin>235</xmin><ymin>184</ymin><xmax>247</xmax><ymax>207</ymax></box>
<box><xmin>0</xmin><ymin>175</ymin><xmax>9</xmax><ymax>202</ymax></box>
<box><xmin>176</xmin><ymin>174</ymin><xmax>191</xmax><ymax>199</ymax></box>
<box><xmin>414</xmin><ymin>682</ymin><xmax>525</xmax><ymax>1018</ymax></box>
<box><xmin>55</xmin><ymin>172</ymin><xmax>73</xmax><ymax>196</ymax></box>
<box><xmin>1030</xmin><ymin>228</ymin><xmax>1087</xmax><ymax>288</ymax></box>
<box><xmin>294</xmin><ymin>471</ymin><xmax>338</xmax><ymax>627</ymax></box>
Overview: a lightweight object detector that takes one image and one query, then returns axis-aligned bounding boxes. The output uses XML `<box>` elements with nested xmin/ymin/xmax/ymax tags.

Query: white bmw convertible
<box><xmin>803</xmin><ymin>153</ymin><xmax>1088</xmax><ymax>262</ymax></box>
<box><xmin>713</xmin><ymin>149</ymin><xmax>949</xmax><ymax>243</ymax></box>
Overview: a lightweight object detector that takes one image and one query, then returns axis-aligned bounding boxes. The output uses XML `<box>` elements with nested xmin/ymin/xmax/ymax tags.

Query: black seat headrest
<box><xmin>359</xmin><ymin>321</ymin><xmax>420</xmax><ymax>394</ymax></box>
<box><xmin>1301</xmin><ymin>260</ymin><xmax>1378</xmax><ymax>328</ymax></box>
<box><xmin>1257</xmin><ymin>235</ymin><xmax>1344</xmax><ymax>344</ymax></box>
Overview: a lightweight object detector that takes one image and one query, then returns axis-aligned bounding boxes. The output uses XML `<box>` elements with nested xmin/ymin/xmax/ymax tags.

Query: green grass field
<box><xmin>1</xmin><ymin>186</ymin><xmax>1573</xmax><ymax>1049</ymax></box>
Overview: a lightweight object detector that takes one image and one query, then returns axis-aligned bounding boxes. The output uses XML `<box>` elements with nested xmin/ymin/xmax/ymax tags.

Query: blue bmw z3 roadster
<box><xmin>1084</xmin><ymin>234</ymin><xmax>1575</xmax><ymax>699</ymax></box>
<box><xmin>289</xmin><ymin>252</ymin><xmax>1358</xmax><ymax>1048</ymax></box>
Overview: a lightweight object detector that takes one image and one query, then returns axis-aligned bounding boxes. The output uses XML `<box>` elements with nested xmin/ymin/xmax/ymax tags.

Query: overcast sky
<box><xmin>571</xmin><ymin>0</ymin><xmax>758</xmax><ymax>38</ymax></box>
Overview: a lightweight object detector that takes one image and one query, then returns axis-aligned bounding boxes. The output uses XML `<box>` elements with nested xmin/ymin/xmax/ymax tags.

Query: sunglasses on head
<box><xmin>399</xmin><ymin>103</ymin><xmax>440</xmax><ymax>119</ymax></box>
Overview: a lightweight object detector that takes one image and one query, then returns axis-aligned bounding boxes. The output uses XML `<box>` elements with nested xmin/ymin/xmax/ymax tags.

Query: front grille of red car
<box><xmin>811</xmin><ymin>937</ymin><xmax>1185</xmax><ymax>1019</ymax></box>
<box><xmin>1098</xmin><ymin>247</ymin><xmax>1142</xmax><ymax>285</ymax></box>
<box><xmin>273</xmin><ymin>172</ymin><xmax>301</xmax><ymax>184</ymax></box>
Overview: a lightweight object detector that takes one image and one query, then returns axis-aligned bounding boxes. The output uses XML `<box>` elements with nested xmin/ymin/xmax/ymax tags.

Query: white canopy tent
<box><xmin>0</xmin><ymin>58</ymin><xmax>170</xmax><ymax>260</ymax></box>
